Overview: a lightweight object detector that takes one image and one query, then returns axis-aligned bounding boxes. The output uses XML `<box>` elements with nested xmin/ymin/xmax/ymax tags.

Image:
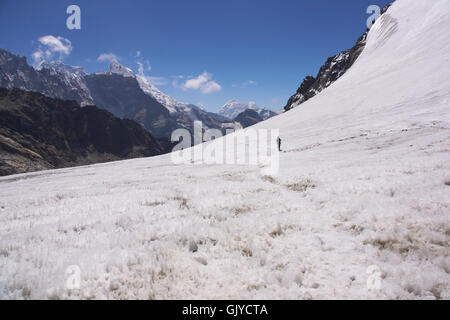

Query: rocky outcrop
<box><xmin>284</xmin><ymin>4</ymin><xmax>392</xmax><ymax>111</ymax></box>
<box><xmin>0</xmin><ymin>88</ymin><xmax>171</xmax><ymax>176</ymax></box>
<box><xmin>233</xmin><ymin>109</ymin><xmax>263</xmax><ymax>128</ymax></box>
<box><xmin>84</xmin><ymin>73</ymin><xmax>178</xmax><ymax>138</ymax></box>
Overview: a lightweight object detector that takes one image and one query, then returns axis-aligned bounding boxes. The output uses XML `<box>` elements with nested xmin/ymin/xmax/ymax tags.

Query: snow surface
<box><xmin>0</xmin><ymin>0</ymin><xmax>449</xmax><ymax>300</ymax></box>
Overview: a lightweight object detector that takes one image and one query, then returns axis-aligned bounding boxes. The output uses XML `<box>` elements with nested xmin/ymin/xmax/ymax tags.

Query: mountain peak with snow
<box><xmin>97</xmin><ymin>60</ymin><xmax>187</xmax><ymax>111</ymax></box>
<box><xmin>219</xmin><ymin>100</ymin><xmax>251</xmax><ymax>118</ymax></box>
<box><xmin>135</xmin><ymin>74</ymin><xmax>188</xmax><ymax>113</ymax></box>
<box><xmin>219</xmin><ymin>99</ymin><xmax>279</xmax><ymax>120</ymax></box>
<box><xmin>0</xmin><ymin>49</ymin><xmax>234</xmax><ymax>136</ymax></box>
<box><xmin>107</xmin><ymin>60</ymin><xmax>135</xmax><ymax>78</ymax></box>
<box><xmin>38</xmin><ymin>61</ymin><xmax>88</xmax><ymax>77</ymax></box>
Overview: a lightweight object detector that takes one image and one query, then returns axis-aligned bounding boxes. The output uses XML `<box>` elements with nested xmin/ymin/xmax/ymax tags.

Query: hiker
<box><xmin>277</xmin><ymin>136</ymin><xmax>282</xmax><ymax>152</ymax></box>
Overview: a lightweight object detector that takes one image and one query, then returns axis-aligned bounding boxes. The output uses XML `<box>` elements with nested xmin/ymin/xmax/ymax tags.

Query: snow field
<box><xmin>1</xmin><ymin>0</ymin><xmax>449</xmax><ymax>299</ymax></box>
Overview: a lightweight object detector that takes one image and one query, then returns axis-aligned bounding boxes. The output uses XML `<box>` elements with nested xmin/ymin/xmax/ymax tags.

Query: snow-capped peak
<box><xmin>219</xmin><ymin>100</ymin><xmax>278</xmax><ymax>120</ymax></box>
<box><xmin>37</xmin><ymin>61</ymin><xmax>88</xmax><ymax>77</ymax></box>
<box><xmin>219</xmin><ymin>100</ymin><xmax>255</xmax><ymax>119</ymax></box>
<box><xmin>135</xmin><ymin>75</ymin><xmax>187</xmax><ymax>113</ymax></box>
<box><xmin>32</xmin><ymin>60</ymin><xmax>93</xmax><ymax>106</ymax></box>
<box><xmin>99</xmin><ymin>60</ymin><xmax>187</xmax><ymax>112</ymax></box>
<box><xmin>107</xmin><ymin>60</ymin><xmax>135</xmax><ymax>78</ymax></box>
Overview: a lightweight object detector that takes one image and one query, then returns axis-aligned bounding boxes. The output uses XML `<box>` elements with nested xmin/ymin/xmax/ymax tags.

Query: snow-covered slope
<box><xmin>135</xmin><ymin>75</ymin><xmax>187</xmax><ymax>114</ymax></box>
<box><xmin>219</xmin><ymin>100</ymin><xmax>279</xmax><ymax>120</ymax></box>
<box><xmin>1</xmin><ymin>0</ymin><xmax>449</xmax><ymax>300</ymax></box>
<box><xmin>38</xmin><ymin>61</ymin><xmax>93</xmax><ymax>106</ymax></box>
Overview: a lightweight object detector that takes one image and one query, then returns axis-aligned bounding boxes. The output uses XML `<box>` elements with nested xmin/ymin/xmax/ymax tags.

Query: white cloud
<box><xmin>32</xmin><ymin>35</ymin><xmax>72</xmax><ymax>66</ymax></box>
<box><xmin>182</xmin><ymin>72</ymin><xmax>222</xmax><ymax>94</ymax></box>
<box><xmin>38</xmin><ymin>35</ymin><xmax>72</xmax><ymax>55</ymax></box>
<box><xmin>183</xmin><ymin>73</ymin><xmax>209</xmax><ymax>90</ymax></box>
<box><xmin>97</xmin><ymin>53</ymin><xmax>119</xmax><ymax>62</ymax></box>
<box><xmin>232</xmin><ymin>80</ymin><xmax>257</xmax><ymax>88</ymax></box>
<box><xmin>201</xmin><ymin>81</ymin><xmax>222</xmax><ymax>94</ymax></box>
<box><xmin>133</xmin><ymin>53</ymin><xmax>166</xmax><ymax>86</ymax></box>
<box><xmin>134</xmin><ymin>51</ymin><xmax>151</xmax><ymax>73</ymax></box>
<box><xmin>137</xmin><ymin>61</ymin><xmax>144</xmax><ymax>75</ymax></box>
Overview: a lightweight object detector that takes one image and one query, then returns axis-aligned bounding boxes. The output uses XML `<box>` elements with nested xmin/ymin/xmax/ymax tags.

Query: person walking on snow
<box><xmin>277</xmin><ymin>136</ymin><xmax>282</xmax><ymax>152</ymax></box>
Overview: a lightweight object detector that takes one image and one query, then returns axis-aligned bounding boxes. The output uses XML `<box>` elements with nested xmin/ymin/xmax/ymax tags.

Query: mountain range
<box><xmin>0</xmin><ymin>48</ymin><xmax>282</xmax><ymax>175</ymax></box>
<box><xmin>0</xmin><ymin>50</ymin><xmax>278</xmax><ymax>138</ymax></box>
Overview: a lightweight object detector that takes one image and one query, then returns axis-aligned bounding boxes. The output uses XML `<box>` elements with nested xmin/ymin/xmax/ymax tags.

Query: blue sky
<box><xmin>0</xmin><ymin>0</ymin><xmax>391</xmax><ymax>112</ymax></box>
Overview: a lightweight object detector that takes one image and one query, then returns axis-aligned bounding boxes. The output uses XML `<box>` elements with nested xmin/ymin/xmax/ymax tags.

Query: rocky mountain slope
<box><xmin>87</xmin><ymin>60</ymin><xmax>238</xmax><ymax>137</ymax></box>
<box><xmin>83</xmin><ymin>72</ymin><xmax>178</xmax><ymax>138</ymax></box>
<box><xmin>0</xmin><ymin>88</ymin><xmax>171</xmax><ymax>176</ymax></box>
<box><xmin>0</xmin><ymin>49</ymin><xmax>94</xmax><ymax>106</ymax></box>
<box><xmin>284</xmin><ymin>4</ymin><xmax>392</xmax><ymax>111</ymax></box>
<box><xmin>233</xmin><ymin>109</ymin><xmax>263</xmax><ymax>128</ymax></box>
